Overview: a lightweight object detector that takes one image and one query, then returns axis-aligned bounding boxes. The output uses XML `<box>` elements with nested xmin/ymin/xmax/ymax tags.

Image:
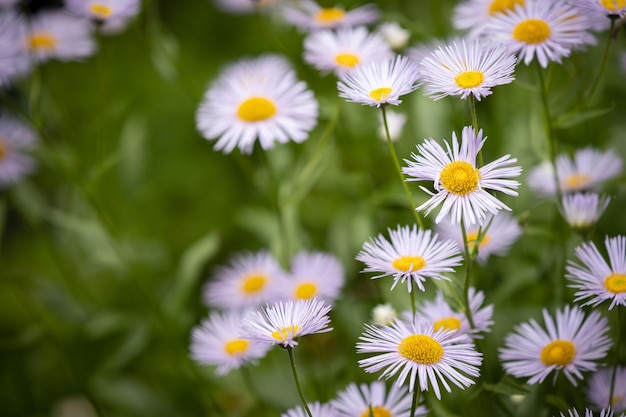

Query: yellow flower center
<box><xmin>440</xmin><ymin>161</ymin><xmax>480</xmax><ymax>195</ymax></box>
<box><xmin>369</xmin><ymin>87</ymin><xmax>393</xmax><ymax>102</ymax></box>
<box><xmin>359</xmin><ymin>406</ymin><xmax>392</xmax><ymax>417</ymax></box>
<box><xmin>489</xmin><ymin>0</ymin><xmax>524</xmax><ymax>15</ymax></box>
<box><xmin>564</xmin><ymin>173</ymin><xmax>592</xmax><ymax>190</ymax></box>
<box><xmin>335</xmin><ymin>52</ymin><xmax>360</xmax><ymax>68</ymax></box>
<box><xmin>433</xmin><ymin>317</ymin><xmax>462</xmax><ymax>332</ymax></box>
<box><xmin>27</xmin><ymin>33</ymin><xmax>57</xmax><ymax>51</ymax></box>
<box><xmin>600</xmin><ymin>0</ymin><xmax>626</xmax><ymax>11</ymax></box>
<box><xmin>392</xmin><ymin>255</ymin><xmax>426</xmax><ymax>272</ymax></box>
<box><xmin>315</xmin><ymin>7</ymin><xmax>346</xmax><ymax>24</ymax></box>
<box><xmin>294</xmin><ymin>282</ymin><xmax>317</xmax><ymax>299</ymax></box>
<box><xmin>604</xmin><ymin>273</ymin><xmax>626</xmax><ymax>293</ymax></box>
<box><xmin>612</xmin><ymin>395</ymin><xmax>624</xmax><ymax>406</ymax></box>
<box><xmin>513</xmin><ymin>19</ymin><xmax>551</xmax><ymax>44</ymax></box>
<box><xmin>466</xmin><ymin>231</ymin><xmax>490</xmax><ymax>251</ymax></box>
<box><xmin>241</xmin><ymin>274</ymin><xmax>267</xmax><ymax>294</ymax></box>
<box><xmin>237</xmin><ymin>96</ymin><xmax>277</xmax><ymax>122</ymax></box>
<box><xmin>224</xmin><ymin>339</ymin><xmax>249</xmax><ymax>356</ymax></box>
<box><xmin>540</xmin><ymin>340</ymin><xmax>576</xmax><ymax>366</ymax></box>
<box><xmin>89</xmin><ymin>3</ymin><xmax>113</xmax><ymax>19</ymax></box>
<box><xmin>398</xmin><ymin>334</ymin><xmax>444</xmax><ymax>364</ymax></box>
<box><xmin>455</xmin><ymin>71</ymin><xmax>485</xmax><ymax>89</ymax></box>
<box><xmin>0</xmin><ymin>139</ymin><xmax>7</xmax><ymax>160</ymax></box>
<box><xmin>272</xmin><ymin>325</ymin><xmax>300</xmax><ymax>341</ymax></box>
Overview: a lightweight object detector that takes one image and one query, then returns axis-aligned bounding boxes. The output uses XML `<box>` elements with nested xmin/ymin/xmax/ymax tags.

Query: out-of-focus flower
<box><xmin>568</xmin><ymin>0</ymin><xmax>626</xmax><ymax>18</ymax></box>
<box><xmin>561</xmin><ymin>192</ymin><xmax>610</xmax><ymax>230</ymax></box>
<box><xmin>281</xmin><ymin>402</ymin><xmax>339</xmax><ymax>417</ymax></box>
<box><xmin>453</xmin><ymin>0</ymin><xmax>525</xmax><ymax>37</ymax></box>
<box><xmin>500</xmin><ymin>305</ymin><xmax>611</xmax><ymax>385</ymax></box>
<box><xmin>337</xmin><ymin>55</ymin><xmax>420</xmax><ymax>107</ymax></box>
<box><xmin>331</xmin><ymin>381</ymin><xmax>427</xmax><ymax>417</ymax></box>
<box><xmin>587</xmin><ymin>366</ymin><xmax>626</xmax><ymax>413</ymax></box>
<box><xmin>371</xmin><ymin>303</ymin><xmax>398</xmax><ymax>326</ymax></box>
<box><xmin>403</xmin><ymin>126</ymin><xmax>522</xmax><ymax>226</ymax></box>
<box><xmin>282</xmin><ymin>0</ymin><xmax>379</xmax><ymax>32</ymax></box>
<box><xmin>214</xmin><ymin>0</ymin><xmax>279</xmax><ymax>14</ymax></box>
<box><xmin>196</xmin><ymin>54</ymin><xmax>318</xmax><ymax>154</ymax></box>
<box><xmin>65</xmin><ymin>0</ymin><xmax>141</xmax><ymax>34</ymax></box>
<box><xmin>419</xmin><ymin>39</ymin><xmax>516</xmax><ymax>101</ymax></box>
<box><xmin>0</xmin><ymin>11</ymin><xmax>31</xmax><ymax>86</ymax></box>
<box><xmin>303</xmin><ymin>26</ymin><xmax>392</xmax><ymax>77</ymax></box>
<box><xmin>190</xmin><ymin>310</ymin><xmax>271</xmax><ymax>375</ymax></box>
<box><xmin>0</xmin><ymin>114</ymin><xmax>38</xmax><ymax>187</ymax></box>
<box><xmin>558</xmin><ymin>408</ymin><xmax>616</xmax><ymax>417</ymax></box>
<box><xmin>377</xmin><ymin>22</ymin><xmax>410</xmax><ymax>50</ymax></box>
<box><xmin>377</xmin><ymin>108</ymin><xmax>407</xmax><ymax>142</ymax></box>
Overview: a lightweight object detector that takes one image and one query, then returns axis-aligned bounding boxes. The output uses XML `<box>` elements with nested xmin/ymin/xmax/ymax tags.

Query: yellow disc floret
<box><xmin>540</xmin><ymin>340</ymin><xmax>576</xmax><ymax>366</ymax></box>
<box><xmin>241</xmin><ymin>274</ymin><xmax>268</xmax><ymax>294</ymax></box>
<box><xmin>315</xmin><ymin>7</ymin><xmax>346</xmax><ymax>24</ymax></box>
<box><xmin>489</xmin><ymin>0</ymin><xmax>524</xmax><ymax>15</ymax></box>
<box><xmin>440</xmin><ymin>161</ymin><xmax>481</xmax><ymax>195</ymax></box>
<box><xmin>398</xmin><ymin>334</ymin><xmax>444</xmax><ymax>364</ymax></box>
<box><xmin>513</xmin><ymin>19</ymin><xmax>551</xmax><ymax>44</ymax></box>
<box><xmin>272</xmin><ymin>325</ymin><xmax>300</xmax><ymax>341</ymax></box>
<box><xmin>335</xmin><ymin>53</ymin><xmax>360</xmax><ymax>68</ymax></box>
<box><xmin>294</xmin><ymin>282</ymin><xmax>318</xmax><ymax>299</ymax></box>
<box><xmin>369</xmin><ymin>87</ymin><xmax>393</xmax><ymax>102</ymax></box>
<box><xmin>224</xmin><ymin>339</ymin><xmax>249</xmax><ymax>356</ymax></box>
<box><xmin>600</xmin><ymin>0</ymin><xmax>626</xmax><ymax>11</ymax></box>
<box><xmin>237</xmin><ymin>97</ymin><xmax>277</xmax><ymax>122</ymax></box>
<box><xmin>89</xmin><ymin>3</ymin><xmax>113</xmax><ymax>19</ymax></box>
<box><xmin>392</xmin><ymin>255</ymin><xmax>426</xmax><ymax>272</ymax></box>
<box><xmin>455</xmin><ymin>71</ymin><xmax>485</xmax><ymax>89</ymax></box>
<box><xmin>27</xmin><ymin>33</ymin><xmax>57</xmax><ymax>51</ymax></box>
<box><xmin>433</xmin><ymin>317</ymin><xmax>462</xmax><ymax>332</ymax></box>
<box><xmin>359</xmin><ymin>406</ymin><xmax>392</xmax><ymax>417</ymax></box>
<box><xmin>604</xmin><ymin>273</ymin><xmax>626</xmax><ymax>293</ymax></box>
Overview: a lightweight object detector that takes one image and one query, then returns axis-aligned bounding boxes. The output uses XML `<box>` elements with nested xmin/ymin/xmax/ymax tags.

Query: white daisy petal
<box><xmin>282</xmin><ymin>1</ymin><xmax>379</xmax><ymax>32</ymax></box>
<box><xmin>331</xmin><ymin>380</ymin><xmax>427</xmax><ymax>417</ymax></box>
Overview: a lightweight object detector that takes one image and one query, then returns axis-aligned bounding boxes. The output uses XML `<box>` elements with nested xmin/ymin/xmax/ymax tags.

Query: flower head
<box><xmin>410</xmin><ymin>288</ymin><xmax>494</xmax><ymax>340</ymax></box>
<box><xmin>196</xmin><ymin>54</ymin><xmax>318</xmax><ymax>154</ymax></box>
<box><xmin>282</xmin><ymin>402</ymin><xmax>339</xmax><ymax>417</ymax></box>
<box><xmin>276</xmin><ymin>251</ymin><xmax>345</xmax><ymax>304</ymax></box>
<box><xmin>587</xmin><ymin>366</ymin><xmax>626</xmax><ymax>413</ymax></box>
<box><xmin>337</xmin><ymin>55</ymin><xmax>420</xmax><ymax>107</ymax></box>
<box><xmin>566</xmin><ymin>235</ymin><xmax>626</xmax><ymax>310</ymax></box>
<box><xmin>481</xmin><ymin>0</ymin><xmax>596</xmax><ymax>67</ymax></box>
<box><xmin>331</xmin><ymin>381</ymin><xmax>427</xmax><ymax>417</ymax></box>
<box><xmin>189</xmin><ymin>310</ymin><xmax>271</xmax><ymax>375</ymax></box>
<box><xmin>561</xmin><ymin>192</ymin><xmax>610</xmax><ymax>230</ymax></box>
<box><xmin>304</xmin><ymin>26</ymin><xmax>391</xmax><ymax>77</ymax></box>
<box><xmin>568</xmin><ymin>0</ymin><xmax>626</xmax><ymax>18</ymax></box>
<box><xmin>558</xmin><ymin>408</ymin><xmax>616</xmax><ymax>417</ymax></box>
<box><xmin>282</xmin><ymin>0</ymin><xmax>379</xmax><ymax>32</ymax></box>
<box><xmin>403</xmin><ymin>126</ymin><xmax>522</xmax><ymax>226</ymax></box>
<box><xmin>203</xmin><ymin>250</ymin><xmax>283</xmax><ymax>311</ymax></box>
<box><xmin>213</xmin><ymin>0</ymin><xmax>279</xmax><ymax>14</ymax></box>
<box><xmin>23</xmin><ymin>11</ymin><xmax>96</xmax><ymax>63</ymax></box>
<box><xmin>242</xmin><ymin>298</ymin><xmax>333</xmax><ymax>348</ymax></box>
<box><xmin>500</xmin><ymin>305</ymin><xmax>612</xmax><ymax>385</ymax></box>
<box><xmin>0</xmin><ymin>11</ymin><xmax>32</xmax><ymax>87</ymax></box>
<box><xmin>453</xmin><ymin>0</ymin><xmax>525</xmax><ymax>38</ymax></box>
<box><xmin>436</xmin><ymin>212</ymin><xmax>522</xmax><ymax>263</ymax></box>
<box><xmin>0</xmin><ymin>114</ymin><xmax>38</xmax><ymax>187</ymax></box>
<box><xmin>377</xmin><ymin>22</ymin><xmax>411</xmax><ymax>50</ymax></box>
<box><xmin>528</xmin><ymin>148</ymin><xmax>622</xmax><ymax>197</ymax></box>
<box><xmin>419</xmin><ymin>39</ymin><xmax>516</xmax><ymax>101</ymax></box>
<box><xmin>357</xmin><ymin>320</ymin><xmax>482</xmax><ymax>399</ymax></box>
<box><xmin>371</xmin><ymin>304</ymin><xmax>398</xmax><ymax>326</ymax></box>
<box><xmin>356</xmin><ymin>225</ymin><xmax>463</xmax><ymax>292</ymax></box>
<box><xmin>65</xmin><ymin>0</ymin><xmax>141</xmax><ymax>34</ymax></box>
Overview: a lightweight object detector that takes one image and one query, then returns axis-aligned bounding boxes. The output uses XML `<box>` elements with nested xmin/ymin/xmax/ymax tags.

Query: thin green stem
<box><xmin>409</xmin><ymin>390</ymin><xmax>420</xmax><ymax>417</ymax></box>
<box><xmin>409</xmin><ymin>290</ymin><xmax>416</xmax><ymax>322</ymax></box>
<box><xmin>381</xmin><ymin>105</ymin><xmax>425</xmax><ymax>229</ymax></box>
<box><xmin>608</xmin><ymin>306</ymin><xmax>622</xmax><ymax>408</ymax></box>
<box><xmin>582</xmin><ymin>17</ymin><xmax>616</xmax><ymax>110</ymax></box>
<box><xmin>459</xmin><ymin>218</ymin><xmax>476</xmax><ymax>330</ymax></box>
<box><xmin>287</xmin><ymin>347</ymin><xmax>313</xmax><ymax>417</ymax></box>
<box><xmin>468</xmin><ymin>96</ymin><xmax>483</xmax><ymax>168</ymax></box>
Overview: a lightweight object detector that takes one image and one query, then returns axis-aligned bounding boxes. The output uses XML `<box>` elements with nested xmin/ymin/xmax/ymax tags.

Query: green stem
<box><xmin>608</xmin><ymin>306</ymin><xmax>622</xmax><ymax>408</ymax></box>
<box><xmin>380</xmin><ymin>105</ymin><xmax>425</xmax><ymax>229</ymax></box>
<box><xmin>581</xmin><ymin>17</ymin><xmax>617</xmax><ymax>110</ymax></box>
<box><xmin>459</xmin><ymin>218</ymin><xmax>476</xmax><ymax>330</ymax></box>
<box><xmin>287</xmin><ymin>347</ymin><xmax>313</xmax><ymax>417</ymax></box>
<box><xmin>409</xmin><ymin>290</ymin><xmax>416</xmax><ymax>322</ymax></box>
<box><xmin>468</xmin><ymin>96</ymin><xmax>483</xmax><ymax>168</ymax></box>
<box><xmin>409</xmin><ymin>390</ymin><xmax>420</xmax><ymax>417</ymax></box>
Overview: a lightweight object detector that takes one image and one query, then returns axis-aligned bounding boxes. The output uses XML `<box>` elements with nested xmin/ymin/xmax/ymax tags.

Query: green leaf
<box><xmin>482</xmin><ymin>375</ymin><xmax>531</xmax><ymax>396</ymax></box>
<box><xmin>554</xmin><ymin>105</ymin><xmax>614</xmax><ymax>129</ymax></box>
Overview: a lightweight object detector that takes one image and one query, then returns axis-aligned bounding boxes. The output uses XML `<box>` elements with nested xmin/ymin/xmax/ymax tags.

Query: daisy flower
<box><xmin>356</xmin><ymin>225</ymin><xmax>463</xmax><ymax>292</ymax></box>
<box><xmin>357</xmin><ymin>319</ymin><xmax>482</xmax><ymax>399</ymax></box>
<box><xmin>377</xmin><ymin>108</ymin><xmax>407</xmax><ymax>142</ymax></box>
<box><xmin>276</xmin><ymin>251</ymin><xmax>345</xmax><ymax>303</ymax></box>
<box><xmin>331</xmin><ymin>381</ymin><xmax>427</xmax><ymax>417</ymax></box>
<box><xmin>213</xmin><ymin>0</ymin><xmax>279</xmax><ymax>14</ymax></box>
<box><xmin>337</xmin><ymin>55</ymin><xmax>420</xmax><ymax>107</ymax></box>
<box><xmin>559</xmin><ymin>408</ymin><xmax>616</xmax><ymax>417</ymax></box>
<box><xmin>436</xmin><ymin>212</ymin><xmax>522</xmax><ymax>263</ymax></box>
<box><xmin>196</xmin><ymin>54</ymin><xmax>318</xmax><ymax>154</ymax></box>
<box><xmin>588</xmin><ymin>366</ymin><xmax>626</xmax><ymax>413</ymax></box>
<box><xmin>189</xmin><ymin>310</ymin><xmax>271</xmax><ymax>375</ymax></box>
<box><xmin>23</xmin><ymin>11</ymin><xmax>96</xmax><ymax>63</ymax></box>
<box><xmin>281</xmin><ymin>1</ymin><xmax>379</xmax><ymax>32</ymax></box>
<box><xmin>0</xmin><ymin>11</ymin><xmax>32</xmax><ymax>87</ymax></box>
<box><xmin>527</xmin><ymin>148</ymin><xmax>622</xmax><ymax>197</ymax></box>
<box><xmin>453</xmin><ymin>0</ymin><xmax>525</xmax><ymax>38</ymax></box>
<box><xmin>566</xmin><ymin>235</ymin><xmax>626</xmax><ymax>310</ymax></box>
<box><xmin>377</xmin><ymin>22</ymin><xmax>411</xmax><ymax>50</ymax></box>
<box><xmin>410</xmin><ymin>288</ymin><xmax>494</xmax><ymax>339</ymax></box>
<box><xmin>241</xmin><ymin>298</ymin><xmax>333</xmax><ymax>348</ymax></box>
<box><xmin>418</xmin><ymin>39</ymin><xmax>516</xmax><ymax>101</ymax></box>
<box><xmin>561</xmin><ymin>192</ymin><xmax>610</xmax><ymax>230</ymax></box>
<box><xmin>499</xmin><ymin>305</ymin><xmax>612</xmax><ymax>385</ymax></box>
<box><xmin>303</xmin><ymin>26</ymin><xmax>392</xmax><ymax>77</ymax></box>
<box><xmin>0</xmin><ymin>114</ymin><xmax>38</xmax><ymax>187</ymax></box>
<box><xmin>282</xmin><ymin>402</ymin><xmax>338</xmax><ymax>417</ymax></box>
<box><xmin>481</xmin><ymin>0</ymin><xmax>596</xmax><ymax>67</ymax></box>
<box><xmin>371</xmin><ymin>303</ymin><xmax>398</xmax><ymax>326</ymax></box>
<box><xmin>403</xmin><ymin>126</ymin><xmax>522</xmax><ymax>226</ymax></box>
<box><xmin>203</xmin><ymin>250</ymin><xmax>283</xmax><ymax>311</ymax></box>
<box><xmin>65</xmin><ymin>0</ymin><xmax>141</xmax><ymax>34</ymax></box>
<box><xmin>568</xmin><ymin>0</ymin><xmax>626</xmax><ymax>18</ymax></box>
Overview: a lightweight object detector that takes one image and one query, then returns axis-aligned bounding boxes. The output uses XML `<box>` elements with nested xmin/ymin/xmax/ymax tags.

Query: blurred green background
<box><xmin>2</xmin><ymin>0</ymin><xmax>626</xmax><ymax>416</ymax></box>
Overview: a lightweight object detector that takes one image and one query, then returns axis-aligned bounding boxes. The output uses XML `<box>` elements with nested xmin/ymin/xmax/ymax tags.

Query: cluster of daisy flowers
<box><xmin>0</xmin><ymin>0</ymin><xmax>141</xmax><ymax>88</ymax></box>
